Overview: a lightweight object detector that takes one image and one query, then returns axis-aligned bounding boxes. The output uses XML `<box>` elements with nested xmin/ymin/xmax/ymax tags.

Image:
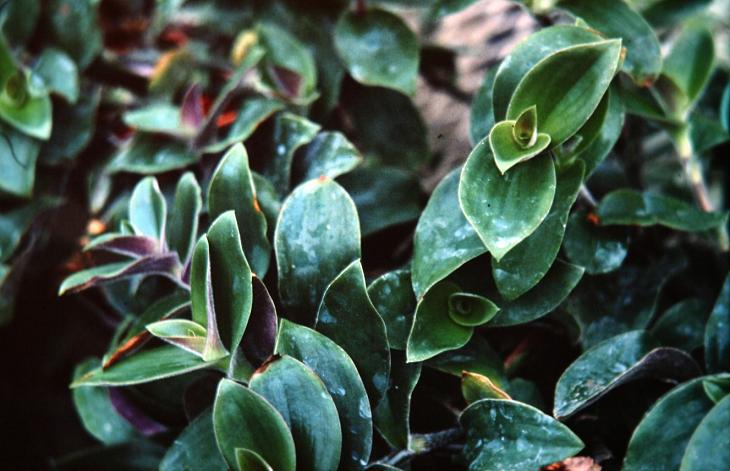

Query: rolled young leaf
<box><xmin>460</xmin><ymin>399</ymin><xmax>584</xmax><ymax>470</ymax></box>
<box><xmin>448</xmin><ymin>293</ymin><xmax>500</xmax><ymax>327</ymax></box>
<box><xmin>249</xmin><ymin>355</ymin><xmax>342</xmax><ymax>471</ymax></box>
<box><xmin>459</xmin><ymin>138</ymin><xmax>556</xmax><ymax>260</ymax></box>
<box><xmin>190</xmin><ymin>236</ymin><xmax>228</xmax><ymax>362</ymax></box>
<box><xmin>212</xmin><ymin>379</ymin><xmax>296</xmax><ymax>471</ymax></box>
<box><xmin>506</xmin><ymin>39</ymin><xmax>623</xmax><ymax>146</ymax></box>
<box><xmin>146</xmin><ymin>319</ymin><xmax>207</xmax><ymax>356</ymax></box>
<box><xmin>489</xmin><ymin>118</ymin><xmax>551</xmax><ymax>174</ymax></box>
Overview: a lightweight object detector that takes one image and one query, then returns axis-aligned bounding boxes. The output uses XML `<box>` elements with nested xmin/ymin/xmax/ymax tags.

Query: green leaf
<box><xmin>160</xmin><ymin>409</ymin><xmax>227</xmax><ymax>471</ymax></box>
<box><xmin>146</xmin><ymin>319</ymin><xmax>207</xmax><ymax>357</ymax></box>
<box><xmin>705</xmin><ymin>273</ymin><xmax>730</xmax><ymax>373</ymax></box>
<box><xmin>492</xmin><ymin>161</ymin><xmax>584</xmax><ymax>299</ymax></box>
<box><xmin>566</xmin><ymin>254</ymin><xmax>685</xmax><ymax>347</ymax></box>
<box><xmin>298</xmin><ymin>131</ymin><xmax>362</xmax><ymax>182</ymax></box>
<box><xmin>373</xmin><ymin>350</ymin><xmax>421</xmax><ymax>450</ymax></box>
<box><xmin>0</xmin><ymin>66</ymin><xmax>53</xmax><ymax>139</ymax></box>
<box><xmin>107</xmin><ymin>135</ymin><xmax>198</xmax><ymax>174</ymax></box>
<box><xmin>489</xmin><ymin>259</ymin><xmax>585</xmax><ymax>327</ymax></box>
<box><xmin>689</xmin><ymin>112</ymin><xmax>730</xmax><ymax>155</ymax></box>
<box><xmin>71</xmin><ymin>346</ymin><xmax>214</xmax><ymax>387</ymax></box>
<box><xmin>40</xmin><ymin>87</ymin><xmax>99</xmax><ymax>165</ymax></box>
<box><xmin>573</xmin><ymin>86</ymin><xmax>624</xmax><ymax>177</ymax></box>
<box><xmin>335</xmin><ymin>8</ymin><xmax>419</xmax><ymax>95</ymax></box>
<box><xmin>316</xmin><ymin>260</ymin><xmax>390</xmax><ymax>405</ymax></box>
<box><xmin>249</xmin><ymin>355</ymin><xmax>342</xmax><ymax>471</ymax></box>
<box><xmin>597</xmin><ymin>189</ymin><xmax>728</xmax><ymax>232</ymax></box>
<box><xmin>203</xmin><ymin>97</ymin><xmax>284</xmax><ymax>153</ymax></box>
<box><xmin>652</xmin><ymin>298</ymin><xmax>709</xmax><ymax>351</ymax></box>
<box><xmin>448</xmin><ymin>293</ymin><xmax>499</xmax><ymax>327</ymax></box>
<box><xmin>263</xmin><ymin>112</ymin><xmax>320</xmax><ymax>196</ymax></box>
<box><xmin>0</xmin><ymin>198</ymin><xmax>58</xmax><ymax>261</ymax></box>
<box><xmin>129</xmin><ymin>177</ymin><xmax>167</xmax><ymax>243</ymax></box>
<box><xmin>2</xmin><ymin>0</ymin><xmax>40</xmax><ymax>46</ymax></box>
<box><xmin>47</xmin><ymin>0</ymin><xmax>103</xmax><ymax>69</ymax></box>
<box><xmin>213</xmin><ymin>379</ymin><xmax>296</xmax><ymax>471</ymax></box>
<box><xmin>412</xmin><ymin>168</ymin><xmax>486</xmax><ymax>298</ymax></box>
<box><xmin>564</xmin><ymin>209</ymin><xmax>628</xmax><ymax>274</ymax></box>
<box><xmin>342</xmin><ymin>85</ymin><xmax>429</xmax><ymax>170</ymax></box>
<box><xmin>58</xmin><ymin>256</ymin><xmax>180</xmax><ymax>295</ymax></box>
<box><xmin>276</xmin><ymin>319</ymin><xmax>372</xmax><ymax>471</ymax></box>
<box><xmin>427</xmin><ymin>335</ymin><xmax>506</xmax><ymax>386</ymax></box>
<box><xmin>407</xmin><ymin>281</ymin><xmax>472</xmax><ymax>362</ymax></box>
<box><xmin>235</xmin><ymin>449</ymin><xmax>272</xmax><ymax>471</ymax></box>
<box><xmin>204</xmin><ymin>211</ymin><xmax>252</xmax><ymax>355</ymax></box>
<box><xmin>34</xmin><ymin>47</ymin><xmax>79</xmax><ymax>103</ymax></box>
<box><xmin>258</xmin><ymin>22</ymin><xmax>317</xmax><ymax>100</ymax></box>
<box><xmin>493</xmin><ymin>25</ymin><xmax>603</xmax><ymax>120</ymax></box>
<box><xmin>489</xmin><ymin>119</ymin><xmax>551</xmax><ymax>174</ymax></box>
<box><xmin>275</xmin><ymin>178</ymin><xmax>360</xmax><ymax>324</ymax></box>
<box><xmin>0</xmin><ymin>121</ymin><xmax>39</xmax><ymax>197</ymax></box>
<box><xmin>72</xmin><ymin>358</ymin><xmax>138</xmax><ymax>444</ymax></box>
<box><xmin>190</xmin><ymin>236</ymin><xmax>228</xmax><ymax>362</ymax></box>
<box><xmin>461</xmin><ymin>371</ymin><xmax>511</xmax><ymax>404</ymax></box>
<box><xmin>661</xmin><ymin>22</ymin><xmax>714</xmax><ymax>115</ymax></box>
<box><xmin>338</xmin><ymin>165</ymin><xmax>422</xmax><ymax>236</ymax></box>
<box><xmin>208</xmin><ymin>144</ymin><xmax>271</xmax><ymax>277</ymax></box>
<box><xmin>123</xmin><ymin>103</ymin><xmax>192</xmax><ymax>137</ymax></box>
<box><xmin>703</xmin><ymin>376</ymin><xmax>730</xmax><ymax>403</ymax></box>
<box><xmin>167</xmin><ymin>172</ymin><xmax>202</xmax><ymax>264</ymax></box>
<box><xmin>506</xmin><ymin>39</ymin><xmax>622</xmax><ymax>145</ymax></box>
<box><xmin>459</xmin><ymin>138</ymin><xmax>556</xmax><ymax>261</ymax></box>
<box><xmin>559</xmin><ymin>0</ymin><xmax>661</xmax><ymax>84</ymax></box>
<box><xmin>554</xmin><ymin>330</ymin><xmax>700</xmax><ymax>419</ymax></box>
<box><xmin>460</xmin><ymin>399</ymin><xmax>584</xmax><ymax>470</ymax></box>
<box><xmin>623</xmin><ymin>375</ymin><xmax>724</xmax><ymax>471</ymax></box>
<box><xmin>470</xmin><ymin>68</ymin><xmax>497</xmax><ymax>144</ymax></box>
<box><xmin>681</xmin><ymin>394</ymin><xmax>730</xmax><ymax>470</ymax></box>
<box><xmin>368</xmin><ymin>269</ymin><xmax>416</xmax><ymax>350</ymax></box>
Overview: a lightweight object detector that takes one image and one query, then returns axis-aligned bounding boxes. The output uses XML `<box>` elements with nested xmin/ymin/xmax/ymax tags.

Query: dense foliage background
<box><xmin>0</xmin><ymin>0</ymin><xmax>728</xmax><ymax>470</ymax></box>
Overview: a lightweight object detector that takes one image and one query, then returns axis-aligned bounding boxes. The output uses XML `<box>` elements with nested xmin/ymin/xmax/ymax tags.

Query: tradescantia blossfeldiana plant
<box><xmin>50</xmin><ymin>0</ymin><xmax>730</xmax><ymax>470</ymax></box>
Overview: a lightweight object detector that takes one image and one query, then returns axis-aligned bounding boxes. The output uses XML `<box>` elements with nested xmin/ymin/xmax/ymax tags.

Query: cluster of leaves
<box><xmin>2</xmin><ymin>0</ymin><xmax>727</xmax><ymax>469</ymax></box>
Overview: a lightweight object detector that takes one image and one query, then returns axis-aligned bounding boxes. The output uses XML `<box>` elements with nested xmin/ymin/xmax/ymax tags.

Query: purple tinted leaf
<box><xmin>241</xmin><ymin>276</ymin><xmax>277</xmax><ymax>366</ymax></box>
<box><xmin>181</xmin><ymin>84</ymin><xmax>204</xmax><ymax>130</ymax></box>
<box><xmin>109</xmin><ymin>388</ymin><xmax>168</xmax><ymax>437</ymax></box>
<box><xmin>58</xmin><ymin>253</ymin><xmax>182</xmax><ymax>295</ymax></box>
<box><xmin>84</xmin><ymin>234</ymin><xmax>159</xmax><ymax>258</ymax></box>
<box><xmin>269</xmin><ymin>65</ymin><xmax>303</xmax><ymax>99</ymax></box>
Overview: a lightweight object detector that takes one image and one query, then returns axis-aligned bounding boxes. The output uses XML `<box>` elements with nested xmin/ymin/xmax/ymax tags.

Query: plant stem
<box><xmin>378</xmin><ymin>428</ymin><xmax>463</xmax><ymax>467</ymax></box>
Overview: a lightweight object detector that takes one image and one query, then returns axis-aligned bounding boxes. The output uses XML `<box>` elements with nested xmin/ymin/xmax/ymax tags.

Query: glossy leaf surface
<box><xmin>705</xmin><ymin>273</ymin><xmax>730</xmax><ymax>373</ymax></box>
<box><xmin>373</xmin><ymin>350</ymin><xmax>421</xmax><ymax>450</ymax></box>
<box><xmin>316</xmin><ymin>260</ymin><xmax>390</xmax><ymax>405</ymax></box>
<box><xmin>564</xmin><ymin>209</ymin><xmax>628</xmax><ymax>275</ymax></box>
<box><xmin>368</xmin><ymin>269</ymin><xmax>416</xmax><ymax>350</ymax></box>
<box><xmin>160</xmin><ymin>409</ymin><xmax>227</xmax><ymax>471</ymax></box>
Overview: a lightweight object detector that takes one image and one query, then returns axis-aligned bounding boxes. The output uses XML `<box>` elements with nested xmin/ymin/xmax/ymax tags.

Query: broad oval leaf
<box><xmin>249</xmin><ymin>355</ymin><xmax>342</xmax><ymax>471</ymax></box>
<box><xmin>493</xmin><ymin>25</ymin><xmax>604</xmax><ymax>119</ymax></box>
<box><xmin>652</xmin><ymin>298</ymin><xmax>709</xmax><ymax>352</ymax></box>
<box><xmin>564</xmin><ymin>209</ymin><xmax>628</xmax><ymax>275</ymax></box>
<box><xmin>297</xmin><ymin>131</ymin><xmax>362</xmax><ymax>183</ymax></box>
<box><xmin>368</xmin><ymin>269</ymin><xmax>416</xmax><ymax>350</ymax></box>
<box><xmin>412</xmin><ymin>168</ymin><xmax>487</xmax><ymax>298</ymax></box>
<box><xmin>559</xmin><ymin>0</ymin><xmax>662</xmax><ymax>84</ymax></box>
<box><xmin>263</xmin><ymin>112</ymin><xmax>320</xmax><ymax>196</ymax></box>
<box><xmin>470</xmin><ymin>68</ymin><xmax>497</xmax><ymax>144</ymax></box>
<box><xmin>275</xmin><ymin>178</ymin><xmax>360</xmax><ymax>325</ymax></box>
<box><xmin>208</xmin><ymin>144</ymin><xmax>271</xmax><ymax>276</ymax></box>
<box><xmin>276</xmin><ymin>319</ymin><xmax>372</xmax><ymax>471</ymax></box>
<box><xmin>459</xmin><ymin>139</ymin><xmax>556</xmax><ymax>261</ymax></box>
<box><xmin>407</xmin><ymin>281</ymin><xmax>472</xmax><ymax>363</ymax></box>
<box><xmin>680</xmin><ymin>394</ymin><xmax>730</xmax><ymax>470</ymax></box>
<box><xmin>554</xmin><ymin>330</ymin><xmax>700</xmax><ymax>419</ymax></box>
<box><xmin>316</xmin><ymin>260</ymin><xmax>390</xmax><ymax>405</ymax></box>
<box><xmin>160</xmin><ymin>409</ymin><xmax>227</xmax><ymax>471</ymax></box>
<box><xmin>597</xmin><ymin>189</ymin><xmax>728</xmax><ymax>232</ymax></box>
<box><xmin>492</xmin><ymin>160</ymin><xmax>584</xmax><ymax>299</ymax></box>
<box><xmin>107</xmin><ymin>135</ymin><xmax>198</xmax><ymax>174</ymax></box>
<box><xmin>212</xmin><ymin>379</ymin><xmax>296</xmax><ymax>471</ymax></box>
<box><xmin>623</xmin><ymin>375</ymin><xmax>727</xmax><ymax>471</ymax></box>
<box><xmin>335</xmin><ymin>9</ymin><xmax>419</xmax><ymax>95</ymax></box>
<box><xmin>506</xmin><ymin>39</ymin><xmax>622</xmax><ymax>146</ymax></box>
<box><xmin>373</xmin><ymin>350</ymin><xmax>421</xmax><ymax>450</ymax></box>
<box><xmin>0</xmin><ymin>121</ymin><xmax>40</xmax><ymax>198</ymax></box>
<box><xmin>460</xmin><ymin>399</ymin><xmax>584</xmax><ymax>470</ymax></box>
<box><xmin>34</xmin><ymin>47</ymin><xmax>79</xmax><ymax>103</ymax></box>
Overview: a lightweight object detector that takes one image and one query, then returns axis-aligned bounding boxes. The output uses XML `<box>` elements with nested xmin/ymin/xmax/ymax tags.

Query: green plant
<box><xmin>1</xmin><ymin>0</ymin><xmax>726</xmax><ymax>468</ymax></box>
